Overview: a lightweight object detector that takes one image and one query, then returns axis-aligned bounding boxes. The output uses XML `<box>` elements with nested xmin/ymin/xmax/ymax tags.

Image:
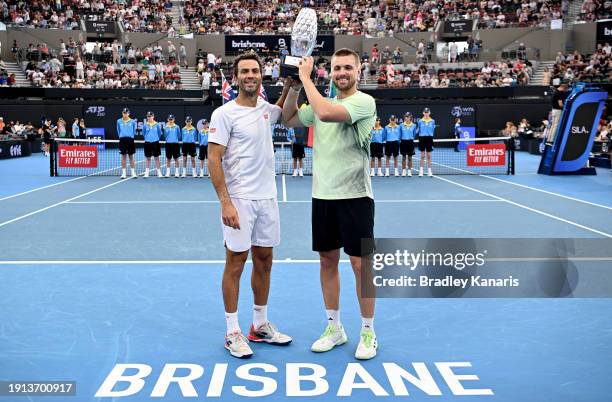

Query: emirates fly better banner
<box><xmin>466</xmin><ymin>143</ymin><xmax>506</xmax><ymax>166</ymax></box>
<box><xmin>58</xmin><ymin>145</ymin><xmax>98</xmax><ymax>168</ymax></box>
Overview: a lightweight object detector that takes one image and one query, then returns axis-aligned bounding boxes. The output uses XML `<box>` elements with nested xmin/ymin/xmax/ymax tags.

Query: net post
<box><xmin>49</xmin><ymin>139</ymin><xmax>55</xmax><ymax>177</ymax></box>
<box><xmin>508</xmin><ymin>138</ymin><xmax>515</xmax><ymax>175</ymax></box>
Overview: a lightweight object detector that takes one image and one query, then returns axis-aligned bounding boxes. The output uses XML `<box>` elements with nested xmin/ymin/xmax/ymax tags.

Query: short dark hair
<box><xmin>332</xmin><ymin>48</ymin><xmax>361</xmax><ymax>66</ymax></box>
<box><xmin>233</xmin><ymin>51</ymin><xmax>263</xmax><ymax>76</ymax></box>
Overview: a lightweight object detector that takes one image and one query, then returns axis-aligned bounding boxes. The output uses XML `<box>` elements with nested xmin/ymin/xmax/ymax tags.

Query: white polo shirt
<box><xmin>209</xmin><ymin>98</ymin><xmax>281</xmax><ymax>200</ymax></box>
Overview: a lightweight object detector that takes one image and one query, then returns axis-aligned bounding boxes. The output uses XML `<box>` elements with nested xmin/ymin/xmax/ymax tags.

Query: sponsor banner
<box><xmin>0</xmin><ymin>140</ymin><xmax>32</xmax><ymax>159</ymax></box>
<box><xmin>58</xmin><ymin>145</ymin><xmax>98</xmax><ymax>168</ymax></box>
<box><xmin>596</xmin><ymin>19</ymin><xmax>612</xmax><ymax>43</ymax></box>
<box><xmin>85</xmin><ymin>21</ymin><xmax>116</xmax><ymax>34</ymax></box>
<box><xmin>362</xmin><ymin>238</ymin><xmax>612</xmax><ymax>298</ymax></box>
<box><xmin>467</xmin><ymin>143</ymin><xmax>506</xmax><ymax>166</ymax></box>
<box><xmin>225</xmin><ymin>35</ymin><xmax>335</xmax><ymax>55</ymax></box>
<box><xmin>444</xmin><ymin>20</ymin><xmax>472</xmax><ymax>34</ymax></box>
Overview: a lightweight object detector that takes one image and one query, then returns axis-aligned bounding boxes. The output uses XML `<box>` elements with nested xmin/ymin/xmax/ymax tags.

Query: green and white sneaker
<box><xmin>225</xmin><ymin>331</ymin><xmax>253</xmax><ymax>359</ymax></box>
<box><xmin>311</xmin><ymin>324</ymin><xmax>348</xmax><ymax>353</ymax></box>
<box><xmin>355</xmin><ymin>328</ymin><xmax>377</xmax><ymax>360</ymax></box>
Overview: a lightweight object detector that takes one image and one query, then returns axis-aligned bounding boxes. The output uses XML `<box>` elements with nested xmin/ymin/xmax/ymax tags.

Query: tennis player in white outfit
<box><xmin>208</xmin><ymin>52</ymin><xmax>293</xmax><ymax>359</ymax></box>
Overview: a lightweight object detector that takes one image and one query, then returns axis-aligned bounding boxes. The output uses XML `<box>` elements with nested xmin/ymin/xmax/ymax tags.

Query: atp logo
<box><xmin>10</xmin><ymin>145</ymin><xmax>22</xmax><ymax>156</ymax></box>
<box><xmin>86</xmin><ymin>106</ymin><xmax>106</xmax><ymax>117</ymax></box>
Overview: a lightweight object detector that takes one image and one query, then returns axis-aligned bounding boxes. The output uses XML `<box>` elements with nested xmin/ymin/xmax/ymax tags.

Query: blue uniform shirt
<box><xmin>454</xmin><ymin>122</ymin><xmax>461</xmax><ymax>138</ymax></box>
<box><xmin>182</xmin><ymin>126</ymin><xmax>197</xmax><ymax>143</ymax></box>
<box><xmin>117</xmin><ymin>118</ymin><xmax>137</xmax><ymax>138</ymax></box>
<box><xmin>371</xmin><ymin>128</ymin><xmax>384</xmax><ymax>143</ymax></box>
<box><xmin>384</xmin><ymin>124</ymin><xmax>401</xmax><ymax>142</ymax></box>
<box><xmin>198</xmin><ymin>129</ymin><xmax>209</xmax><ymax>146</ymax></box>
<box><xmin>400</xmin><ymin>122</ymin><xmax>417</xmax><ymax>140</ymax></box>
<box><xmin>142</xmin><ymin>121</ymin><xmax>162</xmax><ymax>142</ymax></box>
<box><xmin>417</xmin><ymin>118</ymin><xmax>436</xmax><ymax>137</ymax></box>
<box><xmin>72</xmin><ymin>123</ymin><xmax>79</xmax><ymax>137</ymax></box>
<box><xmin>164</xmin><ymin>124</ymin><xmax>181</xmax><ymax>143</ymax></box>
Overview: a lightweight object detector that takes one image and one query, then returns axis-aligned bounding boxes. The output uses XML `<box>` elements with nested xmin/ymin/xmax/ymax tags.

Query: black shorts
<box><xmin>144</xmin><ymin>141</ymin><xmax>161</xmax><ymax>157</ymax></box>
<box><xmin>312</xmin><ymin>197</ymin><xmax>375</xmax><ymax>257</ymax></box>
<box><xmin>43</xmin><ymin>137</ymin><xmax>52</xmax><ymax>145</ymax></box>
<box><xmin>292</xmin><ymin>143</ymin><xmax>305</xmax><ymax>159</ymax></box>
<box><xmin>400</xmin><ymin>139</ymin><xmax>415</xmax><ymax>156</ymax></box>
<box><xmin>119</xmin><ymin>137</ymin><xmax>135</xmax><ymax>155</ymax></box>
<box><xmin>182</xmin><ymin>142</ymin><xmax>196</xmax><ymax>157</ymax></box>
<box><xmin>385</xmin><ymin>141</ymin><xmax>400</xmax><ymax>157</ymax></box>
<box><xmin>198</xmin><ymin>145</ymin><xmax>208</xmax><ymax>160</ymax></box>
<box><xmin>370</xmin><ymin>142</ymin><xmax>383</xmax><ymax>158</ymax></box>
<box><xmin>165</xmin><ymin>143</ymin><xmax>180</xmax><ymax>159</ymax></box>
<box><xmin>418</xmin><ymin>136</ymin><xmax>434</xmax><ymax>152</ymax></box>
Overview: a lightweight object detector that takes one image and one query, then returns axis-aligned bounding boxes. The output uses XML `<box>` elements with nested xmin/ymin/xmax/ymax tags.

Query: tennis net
<box><xmin>50</xmin><ymin>136</ymin><xmax>514</xmax><ymax>177</ymax></box>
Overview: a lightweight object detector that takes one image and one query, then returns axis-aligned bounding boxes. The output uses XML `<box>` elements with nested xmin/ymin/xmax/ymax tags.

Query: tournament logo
<box><xmin>10</xmin><ymin>144</ymin><xmax>22</xmax><ymax>157</ymax></box>
<box><xmin>86</xmin><ymin>106</ymin><xmax>106</xmax><ymax>117</ymax></box>
<box><xmin>451</xmin><ymin>106</ymin><xmax>463</xmax><ymax>117</ymax></box>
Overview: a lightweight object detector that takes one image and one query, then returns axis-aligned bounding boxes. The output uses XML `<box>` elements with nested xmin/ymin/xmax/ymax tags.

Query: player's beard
<box><xmin>239</xmin><ymin>78</ymin><xmax>261</xmax><ymax>97</ymax></box>
<box><xmin>332</xmin><ymin>73</ymin><xmax>357</xmax><ymax>91</ymax></box>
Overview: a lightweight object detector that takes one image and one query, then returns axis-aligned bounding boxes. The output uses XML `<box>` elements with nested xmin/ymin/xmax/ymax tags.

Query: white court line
<box><xmin>0</xmin><ymin>259</ymin><xmax>349</xmax><ymax>265</ymax></box>
<box><xmin>433</xmin><ymin>175</ymin><xmax>612</xmax><ymax>238</ymax></box>
<box><xmin>0</xmin><ymin>177</ymin><xmax>135</xmax><ymax>228</ymax></box>
<box><xmin>426</xmin><ymin>158</ymin><xmax>612</xmax><ymax>211</ymax></box>
<box><xmin>0</xmin><ymin>176</ymin><xmax>87</xmax><ymax>202</ymax></box>
<box><xmin>64</xmin><ymin>199</ymin><xmax>503</xmax><ymax>204</ymax></box>
<box><xmin>282</xmin><ymin>174</ymin><xmax>288</xmax><ymax>202</ymax></box>
<box><xmin>480</xmin><ymin>174</ymin><xmax>612</xmax><ymax>211</ymax></box>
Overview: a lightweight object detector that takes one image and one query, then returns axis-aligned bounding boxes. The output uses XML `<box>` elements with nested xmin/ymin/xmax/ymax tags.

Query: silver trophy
<box><xmin>281</xmin><ymin>8</ymin><xmax>318</xmax><ymax>81</ymax></box>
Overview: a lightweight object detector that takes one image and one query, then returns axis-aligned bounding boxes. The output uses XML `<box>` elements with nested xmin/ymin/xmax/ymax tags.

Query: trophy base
<box><xmin>281</xmin><ymin>55</ymin><xmax>302</xmax><ymax>81</ymax></box>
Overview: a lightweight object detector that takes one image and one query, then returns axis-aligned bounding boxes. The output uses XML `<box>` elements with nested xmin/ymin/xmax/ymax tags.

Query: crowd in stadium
<box><xmin>0</xmin><ymin>0</ymin><xmax>175</xmax><ymax>33</ymax></box>
<box><xmin>1</xmin><ymin>0</ymin><xmax>573</xmax><ymax>35</ymax></box>
<box><xmin>0</xmin><ymin>57</ymin><xmax>17</xmax><ymax>86</ymax></box>
<box><xmin>551</xmin><ymin>46</ymin><xmax>612</xmax><ymax>84</ymax></box>
<box><xmin>16</xmin><ymin>39</ymin><xmax>185</xmax><ymax>89</ymax></box>
<box><xmin>577</xmin><ymin>0</ymin><xmax>612</xmax><ymax>21</ymax></box>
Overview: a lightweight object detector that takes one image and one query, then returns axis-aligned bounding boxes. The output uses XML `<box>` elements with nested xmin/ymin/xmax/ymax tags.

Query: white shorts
<box><xmin>222</xmin><ymin>198</ymin><xmax>280</xmax><ymax>252</ymax></box>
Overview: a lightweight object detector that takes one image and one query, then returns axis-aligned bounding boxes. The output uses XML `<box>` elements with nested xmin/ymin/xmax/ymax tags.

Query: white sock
<box><xmin>362</xmin><ymin>316</ymin><xmax>374</xmax><ymax>332</ymax></box>
<box><xmin>326</xmin><ymin>309</ymin><xmax>341</xmax><ymax>328</ymax></box>
<box><xmin>299</xmin><ymin>168</ymin><xmax>303</xmax><ymax>174</ymax></box>
<box><xmin>225</xmin><ymin>311</ymin><xmax>240</xmax><ymax>335</ymax></box>
<box><xmin>121</xmin><ymin>168</ymin><xmax>126</xmax><ymax>176</ymax></box>
<box><xmin>253</xmin><ymin>304</ymin><xmax>268</xmax><ymax>328</ymax></box>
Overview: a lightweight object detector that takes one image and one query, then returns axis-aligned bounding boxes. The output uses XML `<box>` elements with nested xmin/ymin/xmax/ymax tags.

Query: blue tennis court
<box><xmin>1</xmin><ymin>152</ymin><xmax>611</xmax><ymax>401</ymax></box>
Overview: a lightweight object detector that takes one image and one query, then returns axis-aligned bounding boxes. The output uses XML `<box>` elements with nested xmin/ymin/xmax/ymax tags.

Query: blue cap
<box><xmin>423</xmin><ymin>107</ymin><xmax>431</xmax><ymax>113</ymax></box>
<box><xmin>185</xmin><ymin>116</ymin><xmax>192</xmax><ymax>122</ymax></box>
<box><xmin>122</xmin><ymin>108</ymin><xmax>130</xmax><ymax>114</ymax></box>
<box><xmin>167</xmin><ymin>114</ymin><xmax>175</xmax><ymax>120</ymax></box>
<box><xmin>146</xmin><ymin>111</ymin><xmax>154</xmax><ymax>117</ymax></box>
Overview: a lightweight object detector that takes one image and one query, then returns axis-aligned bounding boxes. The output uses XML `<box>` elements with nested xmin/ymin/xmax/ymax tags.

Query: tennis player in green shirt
<box><xmin>282</xmin><ymin>48</ymin><xmax>378</xmax><ymax>360</ymax></box>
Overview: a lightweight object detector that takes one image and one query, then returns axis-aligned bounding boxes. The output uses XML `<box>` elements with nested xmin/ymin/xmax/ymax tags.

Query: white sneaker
<box><xmin>199</xmin><ymin>171</ymin><xmax>204</xmax><ymax>178</ymax></box>
<box><xmin>401</xmin><ymin>169</ymin><xmax>406</xmax><ymax>177</ymax></box>
<box><xmin>192</xmin><ymin>171</ymin><xmax>197</xmax><ymax>178</ymax></box>
<box><xmin>377</xmin><ymin>168</ymin><xmax>383</xmax><ymax>176</ymax></box>
<box><xmin>394</xmin><ymin>168</ymin><xmax>399</xmax><ymax>177</ymax></box>
<box><xmin>182</xmin><ymin>171</ymin><xmax>187</xmax><ymax>178</ymax></box>
<box><xmin>385</xmin><ymin>168</ymin><xmax>390</xmax><ymax>177</ymax></box>
<box><xmin>165</xmin><ymin>170</ymin><xmax>170</xmax><ymax>178</ymax></box>
<box><xmin>131</xmin><ymin>169</ymin><xmax>137</xmax><ymax>178</ymax></box>
<box><xmin>311</xmin><ymin>324</ymin><xmax>348</xmax><ymax>353</ymax></box>
<box><xmin>157</xmin><ymin>169</ymin><xmax>163</xmax><ymax>178</ymax></box>
<box><xmin>143</xmin><ymin>170</ymin><xmax>149</xmax><ymax>178</ymax></box>
<box><xmin>299</xmin><ymin>169</ymin><xmax>304</xmax><ymax>177</ymax></box>
<box><xmin>247</xmin><ymin>322</ymin><xmax>292</xmax><ymax>346</ymax></box>
<box><xmin>370</xmin><ymin>169</ymin><xmax>375</xmax><ymax>177</ymax></box>
<box><xmin>355</xmin><ymin>328</ymin><xmax>378</xmax><ymax>360</ymax></box>
<box><xmin>120</xmin><ymin>173</ymin><xmax>127</xmax><ymax>179</ymax></box>
<box><xmin>292</xmin><ymin>170</ymin><xmax>298</xmax><ymax>177</ymax></box>
<box><xmin>408</xmin><ymin>169</ymin><xmax>412</xmax><ymax>177</ymax></box>
<box><xmin>175</xmin><ymin>170</ymin><xmax>180</xmax><ymax>178</ymax></box>
<box><xmin>419</xmin><ymin>167</ymin><xmax>423</xmax><ymax>177</ymax></box>
<box><xmin>428</xmin><ymin>168</ymin><xmax>433</xmax><ymax>177</ymax></box>
<box><xmin>225</xmin><ymin>331</ymin><xmax>253</xmax><ymax>359</ymax></box>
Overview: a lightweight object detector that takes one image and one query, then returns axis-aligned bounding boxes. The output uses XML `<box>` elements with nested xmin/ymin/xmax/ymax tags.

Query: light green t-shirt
<box><xmin>298</xmin><ymin>90</ymin><xmax>376</xmax><ymax>200</ymax></box>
